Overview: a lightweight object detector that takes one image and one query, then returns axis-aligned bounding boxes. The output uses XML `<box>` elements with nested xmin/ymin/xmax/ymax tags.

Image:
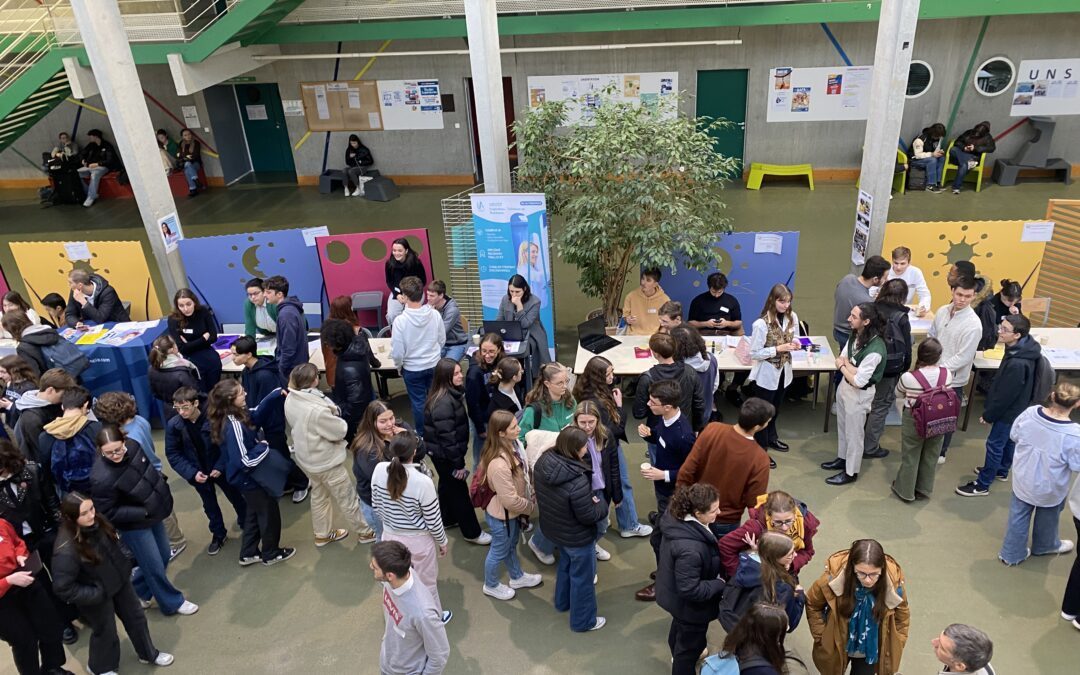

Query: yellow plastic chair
<box><xmin>855</xmin><ymin>149</ymin><xmax>908</xmax><ymax>194</ymax></box>
<box><xmin>941</xmin><ymin>139</ymin><xmax>988</xmax><ymax>192</ymax></box>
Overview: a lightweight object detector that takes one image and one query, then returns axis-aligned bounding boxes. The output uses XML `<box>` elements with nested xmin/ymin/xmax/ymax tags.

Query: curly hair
<box><xmin>93</xmin><ymin>391</ymin><xmax>138</xmax><ymax>425</ymax></box>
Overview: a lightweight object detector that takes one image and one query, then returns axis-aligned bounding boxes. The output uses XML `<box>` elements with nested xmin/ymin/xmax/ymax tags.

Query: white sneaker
<box><xmin>1063</xmin><ymin>611</ymin><xmax>1078</xmax><ymax>621</ymax></box>
<box><xmin>139</xmin><ymin>598</ymin><xmax>153</xmax><ymax>610</ymax></box>
<box><xmin>528</xmin><ymin>537</ymin><xmax>555</xmax><ymax>565</ymax></box>
<box><xmin>465</xmin><ymin>532</ymin><xmax>492</xmax><ymax>545</ymax></box>
<box><xmin>441</xmin><ymin>609</ymin><xmax>453</xmax><ymax>624</ymax></box>
<box><xmin>176</xmin><ymin>600</ymin><xmax>199</xmax><ymax>615</ymax></box>
<box><xmin>620</xmin><ymin>523</ymin><xmax>653</xmax><ymax>538</ymax></box>
<box><xmin>595</xmin><ymin>544</ymin><xmax>611</xmax><ymax>561</ymax></box>
<box><xmin>139</xmin><ymin>651</ymin><xmax>174</xmax><ymax>666</ymax></box>
<box><xmin>967</xmin><ymin>160</ymin><xmax>978</xmax><ymax>170</ymax></box>
<box><xmin>483</xmin><ymin>583</ymin><xmax>516</xmax><ymax>600</ymax></box>
<box><xmin>1053</xmin><ymin>540</ymin><xmax>1076</xmax><ymax>555</ymax></box>
<box><xmin>83</xmin><ymin>197</ymin><xmax>95</xmax><ymax>207</ymax></box>
<box><xmin>291</xmin><ymin>488</ymin><xmax>309</xmax><ymax>503</ymax></box>
<box><xmin>937</xmin><ymin>455</ymin><xmax>947</xmax><ymax>465</ymax></box>
<box><xmin>593</xmin><ymin>574</ymin><xmax>598</xmax><ymax>585</ymax></box>
<box><xmin>509</xmin><ymin>572</ymin><xmax>543</xmax><ymax>589</ymax></box>
<box><xmin>588</xmin><ymin>616</ymin><xmax>606</xmax><ymax>631</ymax></box>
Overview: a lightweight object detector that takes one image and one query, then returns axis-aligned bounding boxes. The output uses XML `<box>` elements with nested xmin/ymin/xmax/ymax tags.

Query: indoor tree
<box><xmin>514</xmin><ymin>89</ymin><xmax>738</xmax><ymax>325</ymax></box>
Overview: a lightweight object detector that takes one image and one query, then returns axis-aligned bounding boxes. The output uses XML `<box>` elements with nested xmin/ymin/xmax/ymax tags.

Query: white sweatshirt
<box><xmin>927</xmin><ymin>304</ymin><xmax>982</xmax><ymax>387</ymax></box>
<box><xmin>390</xmin><ymin>304</ymin><xmax>445</xmax><ymax>372</ymax></box>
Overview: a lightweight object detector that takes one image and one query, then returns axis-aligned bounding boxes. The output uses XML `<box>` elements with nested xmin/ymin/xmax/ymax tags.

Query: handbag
<box><xmin>246</xmin><ymin>442</ymin><xmax>292</xmax><ymax>498</ymax></box>
<box><xmin>734</xmin><ymin>336</ymin><xmax>752</xmax><ymax>366</ymax></box>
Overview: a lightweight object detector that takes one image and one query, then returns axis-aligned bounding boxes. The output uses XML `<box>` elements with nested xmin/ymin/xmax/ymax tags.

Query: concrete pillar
<box><xmin>464</xmin><ymin>0</ymin><xmax>511</xmax><ymax>192</ymax></box>
<box><xmin>850</xmin><ymin>0</ymin><xmax>921</xmax><ymax>273</ymax></box>
<box><xmin>69</xmin><ymin>0</ymin><xmax>187</xmax><ymax>297</ymax></box>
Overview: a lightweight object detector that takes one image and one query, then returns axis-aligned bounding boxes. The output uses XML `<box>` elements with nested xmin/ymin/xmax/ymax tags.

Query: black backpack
<box><xmin>1031</xmin><ymin>355</ymin><xmax>1056</xmax><ymax>405</ymax></box>
<box><xmin>882</xmin><ymin>310</ymin><xmax>912</xmax><ymax>377</ymax></box>
<box><xmin>907</xmin><ymin>164</ymin><xmax>927</xmax><ymax>190</ymax></box>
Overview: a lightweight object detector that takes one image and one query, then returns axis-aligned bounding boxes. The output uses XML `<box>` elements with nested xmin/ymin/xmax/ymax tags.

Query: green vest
<box><xmin>847</xmin><ymin>334</ymin><xmax>888</xmax><ymax>389</ymax></box>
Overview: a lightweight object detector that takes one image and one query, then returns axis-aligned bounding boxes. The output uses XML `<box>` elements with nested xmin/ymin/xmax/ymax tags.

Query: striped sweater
<box><xmin>371</xmin><ymin>462</ymin><xmax>447</xmax><ymax>546</ymax></box>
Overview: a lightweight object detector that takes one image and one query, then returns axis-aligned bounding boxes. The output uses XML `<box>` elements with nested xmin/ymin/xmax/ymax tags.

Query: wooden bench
<box><xmin>93</xmin><ymin>167</ymin><xmax>208</xmax><ymax>200</ymax></box>
<box><xmin>746</xmin><ymin>162</ymin><xmax>814</xmax><ymax>190</ymax></box>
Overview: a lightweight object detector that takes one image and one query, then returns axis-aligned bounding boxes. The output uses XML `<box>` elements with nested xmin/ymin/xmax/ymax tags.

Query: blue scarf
<box><xmin>846</xmin><ymin>586</ymin><xmax>880</xmax><ymax>665</ymax></box>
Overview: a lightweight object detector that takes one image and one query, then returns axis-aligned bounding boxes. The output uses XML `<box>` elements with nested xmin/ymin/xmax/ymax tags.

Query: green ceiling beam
<box><xmin>256</xmin><ymin>0</ymin><xmax>1080</xmax><ymax>45</ymax></box>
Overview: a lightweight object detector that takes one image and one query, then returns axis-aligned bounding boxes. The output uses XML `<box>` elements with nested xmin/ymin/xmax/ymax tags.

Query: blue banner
<box><xmin>471</xmin><ymin>194</ymin><xmax>555</xmax><ymax>358</ymax></box>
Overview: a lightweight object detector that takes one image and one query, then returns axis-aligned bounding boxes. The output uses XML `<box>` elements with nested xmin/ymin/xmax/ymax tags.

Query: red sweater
<box><xmin>676</xmin><ymin>423</ymin><xmax>770</xmax><ymax>524</ymax></box>
<box><xmin>0</xmin><ymin>519</ymin><xmax>29</xmax><ymax>598</ymax></box>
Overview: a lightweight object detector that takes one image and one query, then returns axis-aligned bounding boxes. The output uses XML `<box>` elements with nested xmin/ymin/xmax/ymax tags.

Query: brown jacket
<box><xmin>804</xmin><ymin>550</ymin><xmax>910</xmax><ymax>675</ymax></box>
<box><xmin>675</xmin><ymin>423</ymin><xmax>770</xmax><ymax>523</ymax></box>
<box><xmin>622</xmin><ymin>284</ymin><xmax>671</xmax><ymax>336</ymax></box>
<box><xmin>485</xmin><ymin>450</ymin><xmax>533</xmax><ymax>520</ymax></box>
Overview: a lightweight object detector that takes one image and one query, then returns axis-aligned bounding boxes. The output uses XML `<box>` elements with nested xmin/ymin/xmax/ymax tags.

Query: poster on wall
<box><xmin>471</xmin><ymin>194</ymin><xmax>555</xmax><ymax>359</ymax></box>
<box><xmin>766</xmin><ymin>66</ymin><xmax>874</xmax><ymax>122</ymax></box>
<box><xmin>852</xmin><ymin>190</ymin><xmax>873</xmax><ymax>265</ymax></box>
<box><xmin>157</xmin><ymin>212</ymin><xmax>183</xmax><ymax>254</ymax></box>
<box><xmin>526</xmin><ymin>72</ymin><xmax>678</xmax><ymax>126</ymax></box>
<box><xmin>1010</xmin><ymin>58</ymin><xmax>1080</xmax><ymax>116</ymax></box>
<box><xmin>376</xmin><ymin>79</ymin><xmax>443</xmax><ymax>130</ymax></box>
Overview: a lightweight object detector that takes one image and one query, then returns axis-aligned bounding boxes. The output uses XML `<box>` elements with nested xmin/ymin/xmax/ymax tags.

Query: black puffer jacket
<box><xmin>332</xmin><ymin>332</ymin><xmax>381</xmax><ymax>438</ymax></box>
<box><xmin>0</xmin><ymin>463</ymin><xmax>59</xmax><ymax>550</ymax></box>
<box><xmin>89</xmin><ymin>440</ymin><xmax>173</xmax><ymax>530</ymax></box>
<box><xmin>633</xmin><ymin>361</ymin><xmax>706</xmax><ymax>430</ymax></box>
<box><xmin>51</xmin><ymin>524</ymin><xmax>132</xmax><ymax>607</ymax></box>
<box><xmin>533</xmin><ymin>450</ymin><xmax>608</xmax><ymax>548</ymax></box>
<box><xmin>423</xmin><ymin>387</ymin><xmax>470</xmax><ymax>469</ymax></box>
<box><xmin>656</xmin><ymin>512</ymin><xmax>726</xmax><ymax>624</ymax></box>
<box><xmin>148</xmin><ymin>363</ymin><xmax>200</xmax><ymax>420</ymax></box>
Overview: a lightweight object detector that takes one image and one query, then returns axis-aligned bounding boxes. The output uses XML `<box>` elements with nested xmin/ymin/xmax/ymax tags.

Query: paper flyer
<box><xmin>851</xmin><ymin>190</ymin><xmax>873</xmax><ymax>265</ymax></box>
<box><xmin>75</xmin><ymin>325</ymin><xmax>108</xmax><ymax>345</ymax></box>
<box><xmin>158</xmin><ymin>212</ymin><xmax>183</xmax><ymax>254</ymax></box>
<box><xmin>791</xmin><ymin>87</ymin><xmax>811</xmax><ymax>112</ymax></box>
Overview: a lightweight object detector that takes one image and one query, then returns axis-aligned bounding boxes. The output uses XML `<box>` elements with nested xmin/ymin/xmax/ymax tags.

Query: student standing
<box><xmin>929</xmin><ymin>275</ymin><xmax>983</xmax><ymax>461</ymax></box>
<box><xmin>0</xmin><ymin>292</ymin><xmax>41</xmax><ymax>335</ymax></box>
<box><xmin>891</xmin><ymin>339</ymin><xmax>953</xmax><ymax>502</ymax></box>
<box><xmin>351</xmin><ymin>400</ymin><xmax>418</xmax><ymax>541</ymax></box>
<box><xmin>998</xmin><ymin>383</ymin><xmax>1080</xmax><ymax>566</ymax></box>
<box><xmin>391</xmin><ymin>276</ymin><xmax>445</xmax><ymax>433</ymax></box>
<box><xmin>167</xmin><ymin>289</ymin><xmax>221</xmax><ymax>393</ymax></box>
<box><xmin>263</xmin><ymin>276</ymin><xmax>309</xmax><ymax>383</ymax></box>
<box><xmin>372</xmin><ymin>431</ymin><xmax>452</xmax><ymax>624</ymax></box>
<box><xmin>423</xmin><ymin>359</ymin><xmax>488</xmax><ymax>545</ymax></box>
<box><xmin>715</xmin><ymin>603</ymin><xmax>796</xmax><ymax>674</ymax></box>
<box><xmin>38</xmin><ymin>386</ymin><xmax>100</xmax><ymax>496</ymax></box>
<box><xmin>956</xmin><ymin>314</ymin><xmax>1042</xmax><ymax>497</ymax></box>
<box><xmin>319</xmin><ymin>318</ymin><xmax>380</xmax><ymax>442</ymax></box>
<box><xmin>176</xmin><ymin>128</ymin><xmax>202</xmax><ymax>196</ymax></box>
<box><xmin>243</xmin><ymin>278</ymin><xmax>278</xmax><ymax>338</ymax></box>
<box><xmin>497</xmin><ymin>275</ymin><xmax>551</xmax><ymax>379</ymax></box>
<box><xmin>863</xmin><ymin>279</ymin><xmax>912</xmax><ymax>460</ymax></box>
<box><xmin>284</xmin><ymin>364</ymin><xmax>377</xmax><ymax>546</ymax></box>
<box><xmin>805</xmin><ymin>539</ymin><xmax>910</xmax><ymax>675</ymax></box>
<box><xmin>147</xmin><ymin>334</ymin><xmax>200</xmax><ymax>420</ymax></box>
<box><xmin>975</xmin><ymin>279</ymin><xmax>1023</xmax><ymax>351</ymax></box>
<box><xmin>572</xmin><ymin>400</ymin><xmax>621</xmax><ymax>563</ymax></box>
<box><xmin>832</xmin><ymin>257</ymin><xmax>890</xmax><ymax>351</ymax></box>
<box><xmin>2</xmin><ymin>311</ymin><xmax>69</xmax><ymax>380</ymax></box>
<box><xmin>718</xmin><ymin>490</ymin><xmax>820</xmax><ymax>580</ymax></box>
<box><xmin>655</xmin><ymin>483</ymin><xmax>726</xmax><ymax>675</ymax></box>
<box><xmin>90</xmin><ymin>426</ymin><xmax>198</xmax><ymax>616</ymax></box>
<box><xmin>486</xmin><ymin>357</ymin><xmax>524</xmax><ymax>419</ymax></box>
<box><xmin>533</xmin><ymin>427</ymin><xmax>609</xmax><ymax>632</ymax></box>
<box><xmin>425</xmin><ymin>281</ymin><xmax>469</xmax><ymax>362</ymax></box>
<box><xmin>718</xmin><ymin>531</ymin><xmax>804</xmax><ymax>633</ymax></box>
<box><xmin>622</xmin><ymin>268</ymin><xmax>670</xmax><ymax>336</ymax></box>
<box><xmin>207</xmin><ymin>380</ymin><xmax>296</xmax><ymax>567</ymax></box>
<box><xmin>13</xmin><ymin>369</ymin><xmax>74</xmax><ymax>477</ymax></box>
<box><xmin>749</xmin><ymin>283</ymin><xmax>801</xmax><ymax>454</ymax></box>
<box><xmin>931</xmin><ymin>624</ymin><xmax>995</xmax><ymax>675</ymax></box>
<box><xmin>0</xmin><ymin>356</ymin><xmax>36</xmax><ymax>429</ymax></box>
<box><xmin>465</xmin><ymin>334</ymin><xmax>504</xmax><ymax>469</ymax></box>
<box><xmin>633</xmin><ymin>333</ymin><xmax>706</xmax><ymax>433</ymax></box>
<box><xmin>821</xmin><ymin>303</ymin><xmax>887</xmax><ymax>486</ymax></box>
<box><xmin>370</xmin><ymin>541</ymin><xmax>449</xmax><ymax>675</ymax></box>
<box><xmin>670</xmin><ymin>325</ymin><xmax>720</xmax><ymax>425</ymax></box>
<box><xmin>1063</xmin><ymin>386</ymin><xmax>1080</xmax><ymax>628</ymax></box>
<box><xmin>53</xmin><ymin>493</ymin><xmax>176</xmax><ymax>673</ymax></box>
<box><xmin>478</xmin><ymin>410</ymin><xmax>543</xmax><ymax>601</ymax></box>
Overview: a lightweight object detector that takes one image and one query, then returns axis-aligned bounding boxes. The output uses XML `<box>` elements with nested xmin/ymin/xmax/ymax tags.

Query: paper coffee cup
<box><xmin>641</xmin><ymin>462</ymin><xmax>652</xmax><ymax>471</ymax></box>
<box><xmin>472</xmin><ymin>333</ymin><xmax>481</xmax><ymax>346</ymax></box>
<box><xmin>1038</xmin><ymin>335</ymin><xmax>1049</xmax><ymax>345</ymax></box>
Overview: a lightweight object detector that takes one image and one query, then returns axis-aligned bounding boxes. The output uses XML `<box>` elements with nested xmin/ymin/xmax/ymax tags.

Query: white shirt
<box><xmin>748</xmin><ymin>312</ymin><xmax>799</xmax><ymax>391</ymax></box>
<box><xmin>840</xmin><ymin>336</ymin><xmax>883</xmax><ymax>389</ymax></box>
<box><xmin>871</xmin><ymin>264</ymin><xmax>932</xmax><ymax>312</ymax></box>
<box><xmin>927</xmin><ymin>304</ymin><xmax>982</xmax><ymax>387</ymax></box>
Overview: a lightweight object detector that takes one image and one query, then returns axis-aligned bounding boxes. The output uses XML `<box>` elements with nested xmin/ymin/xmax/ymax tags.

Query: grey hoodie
<box><xmin>17</xmin><ymin>324</ymin><xmax>60</xmax><ymax>376</ymax></box>
<box><xmin>390</xmin><ymin>304</ymin><xmax>445</xmax><ymax>371</ymax></box>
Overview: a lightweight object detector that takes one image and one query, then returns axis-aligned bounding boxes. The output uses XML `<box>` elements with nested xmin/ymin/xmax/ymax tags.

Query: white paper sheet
<box><xmin>1021</xmin><ymin>221</ymin><xmax>1055</xmax><ymax>242</ymax></box>
<box><xmin>64</xmin><ymin>241</ymin><xmax>91</xmax><ymax>261</ymax></box>
<box><xmin>754</xmin><ymin>233</ymin><xmax>783</xmax><ymax>255</ymax></box>
<box><xmin>302</xmin><ymin>226</ymin><xmax>329</xmax><ymax>247</ymax></box>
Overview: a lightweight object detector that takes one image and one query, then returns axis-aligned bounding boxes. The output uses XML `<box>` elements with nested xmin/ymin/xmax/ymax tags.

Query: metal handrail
<box><xmin>47</xmin><ymin>0</ymin><xmax>241</xmax><ymax>45</ymax></box>
<box><xmin>0</xmin><ymin>0</ymin><xmax>58</xmax><ymax>97</ymax></box>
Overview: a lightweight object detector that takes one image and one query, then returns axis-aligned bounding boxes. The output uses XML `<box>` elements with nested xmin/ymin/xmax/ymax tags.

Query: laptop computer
<box><xmin>482</xmin><ymin>320</ymin><xmax>525</xmax><ymax>342</ymax></box>
<box><xmin>578</xmin><ymin>316</ymin><xmax>621</xmax><ymax>355</ymax></box>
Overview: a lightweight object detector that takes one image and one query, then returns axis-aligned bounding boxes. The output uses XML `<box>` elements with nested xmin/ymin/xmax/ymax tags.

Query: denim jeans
<box><xmin>192</xmin><ymin>477</ymin><xmax>246</xmax><ymax>541</ymax></box>
<box><xmin>120</xmin><ymin>522</ymin><xmax>185</xmax><ymax>614</ymax></box>
<box><xmin>554</xmin><ymin>543</ymin><xmax>598</xmax><ymax>631</ymax></box>
<box><xmin>360</xmin><ymin>500</ymin><xmax>383</xmax><ymax>541</ymax></box>
<box><xmin>468</xmin><ymin>419</ymin><xmax>484</xmax><ymax>471</ymax></box>
<box><xmin>442</xmin><ymin>344</ymin><xmax>467</xmax><ymax>362</ymax></box>
<box><xmin>77</xmin><ymin>166</ymin><xmax>109</xmax><ymax>200</ymax></box>
<box><xmin>910</xmin><ymin>155</ymin><xmax>945</xmax><ymax>185</ymax></box>
<box><xmin>401</xmin><ymin>367</ymin><xmax>435</xmax><ymax>433</ymax></box>
<box><xmin>530</xmin><ymin>524</ymin><xmax>556</xmax><ymax>557</ymax></box>
<box><xmin>182</xmin><ymin>160</ymin><xmax>201</xmax><ymax>190</ymax></box>
<box><xmin>484</xmin><ymin>513</ymin><xmax>524</xmax><ymax>588</ymax></box>
<box><xmin>593</xmin><ymin>490</ymin><xmax>609</xmax><ymax>538</ymax></box>
<box><xmin>613</xmin><ymin>444</ymin><xmax>642</xmax><ymax>532</ymax></box>
<box><xmin>999</xmin><ymin>494</ymin><xmax>1064</xmax><ymax>565</ymax></box>
<box><xmin>976</xmin><ymin>420</ymin><xmax>1016</xmax><ymax>489</ymax></box>
<box><xmin>949</xmin><ymin>147</ymin><xmax>977</xmax><ymax>188</ymax></box>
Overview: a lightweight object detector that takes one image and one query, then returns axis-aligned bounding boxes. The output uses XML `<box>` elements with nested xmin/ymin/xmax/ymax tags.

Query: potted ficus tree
<box><xmin>514</xmin><ymin>88</ymin><xmax>737</xmax><ymax>326</ymax></box>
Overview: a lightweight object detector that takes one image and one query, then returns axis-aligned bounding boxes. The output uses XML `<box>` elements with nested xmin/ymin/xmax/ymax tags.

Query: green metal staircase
<box><xmin>0</xmin><ymin>50</ymin><xmax>68</xmax><ymax>154</ymax></box>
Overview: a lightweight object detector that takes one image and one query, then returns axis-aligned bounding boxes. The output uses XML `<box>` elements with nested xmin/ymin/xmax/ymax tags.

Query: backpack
<box><xmin>717</xmin><ymin>582</ymin><xmax>763</xmax><ymax>632</ymax></box>
<box><xmin>882</xmin><ymin>310</ymin><xmax>912</xmax><ymax>377</ymax></box>
<box><xmin>514</xmin><ymin>401</ymin><xmax>543</xmax><ymax>427</ymax></box>
<box><xmin>1030</xmin><ymin>355</ymin><xmax>1056</xmax><ymax>405</ymax></box>
<box><xmin>907</xmin><ymin>163</ymin><xmax>927</xmax><ymax>190</ymax></box>
<box><xmin>910</xmin><ymin>368</ymin><xmax>960</xmax><ymax>438</ymax></box>
<box><xmin>701</xmin><ymin>652</ymin><xmax>774</xmax><ymax>675</ymax></box>
<box><xmin>41</xmin><ymin>339</ymin><xmax>90</xmax><ymax>378</ymax></box>
<box><xmin>51</xmin><ymin>432</ymin><xmax>97</xmax><ymax>492</ymax></box>
<box><xmin>468</xmin><ymin>464</ymin><xmax>496</xmax><ymax>509</ymax></box>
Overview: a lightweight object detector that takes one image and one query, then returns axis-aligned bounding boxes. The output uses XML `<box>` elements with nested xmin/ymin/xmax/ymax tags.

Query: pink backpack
<box><xmin>910</xmin><ymin>367</ymin><xmax>959</xmax><ymax>439</ymax></box>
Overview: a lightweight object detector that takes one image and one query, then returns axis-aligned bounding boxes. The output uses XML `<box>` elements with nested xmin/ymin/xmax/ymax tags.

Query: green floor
<box><xmin>1</xmin><ymin>178</ymin><xmax>1079</xmax><ymax>674</ymax></box>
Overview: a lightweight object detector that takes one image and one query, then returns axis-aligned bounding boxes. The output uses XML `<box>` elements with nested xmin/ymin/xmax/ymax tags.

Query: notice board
<box><xmin>766</xmin><ymin>65</ymin><xmax>874</xmax><ymax>122</ymax></box>
<box><xmin>1010</xmin><ymin>59</ymin><xmax>1080</xmax><ymax>116</ymax></box>
<box><xmin>299</xmin><ymin>81</ymin><xmax>383</xmax><ymax>132</ymax></box>
<box><xmin>526</xmin><ymin>72</ymin><xmax>678</xmax><ymax>126</ymax></box>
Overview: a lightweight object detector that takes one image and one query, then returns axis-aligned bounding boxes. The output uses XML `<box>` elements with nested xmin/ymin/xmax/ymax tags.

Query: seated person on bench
<box><xmin>77</xmin><ymin>129</ymin><xmax>123</xmax><ymax>208</ymax></box>
<box><xmin>949</xmin><ymin>121</ymin><xmax>995</xmax><ymax>194</ymax></box>
<box><xmin>910</xmin><ymin>123</ymin><xmax>946</xmax><ymax>192</ymax></box>
<box><xmin>343</xmin><ymin>134</ymin><xmax>375</xmax><ymax>197</ymax></box>
<box><xmin>45</xmin><ymin>132</ymin><xmax>83</xmax><ymax>205</ymax></box>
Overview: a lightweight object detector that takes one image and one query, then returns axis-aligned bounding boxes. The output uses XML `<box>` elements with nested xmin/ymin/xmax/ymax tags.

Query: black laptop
<box><xmin>578</xmin><ymin>316</ymin><xmax>621</xmax><ymax>355</ymax></box>
<box><xmin>482</xmin><ymin>320</ymin><xmax>525</xmax><ymax>342</ymax></box>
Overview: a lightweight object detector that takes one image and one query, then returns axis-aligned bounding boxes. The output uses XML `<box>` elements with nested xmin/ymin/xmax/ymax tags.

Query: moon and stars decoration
<box><xmin>178</xmin><ymin>229</ymin><xmax>326</xmax><ymax>327</ymax></box>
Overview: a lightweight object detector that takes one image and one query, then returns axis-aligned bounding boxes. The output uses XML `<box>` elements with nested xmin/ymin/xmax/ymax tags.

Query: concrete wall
<box><xmin>2</xmin><ymin>13</ymin><xmax>1078</xmax><ymax>185</ymax></box>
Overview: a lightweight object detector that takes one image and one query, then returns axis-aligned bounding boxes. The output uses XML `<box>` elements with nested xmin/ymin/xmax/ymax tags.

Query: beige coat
<box><xmin>485</xmin><ymin>449</ymin><xmax>533</xmax><ymax>520</ymax></box>
<box><xmin>622</xmin><ymin>284</ymin><xmax>671</xmax><ymax>336</ymax></box>
<box><xmin>804</xmin><ymin>550</ymin><xmax>910</xmax><ymax>675</ymax></box>
<box><xmin>283</xmin><ymin>387</ymin><xmax>349</xmax><ymax>474</ymax></box>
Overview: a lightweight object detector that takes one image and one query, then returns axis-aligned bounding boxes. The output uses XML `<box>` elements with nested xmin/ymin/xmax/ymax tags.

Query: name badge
<box><xmin>647</xmin><ymin>308</ymin><xmax>657</xmax><ymax>314</ymax></box>
<box><xmin>719</xmin><ymin>307</ymin><xmax>730</xmax><ymax>314</ymax></box>
<box><xmin>182</xmin><ymin>328</ymin><xmax>194</xmax><ymax>334</ymax></box>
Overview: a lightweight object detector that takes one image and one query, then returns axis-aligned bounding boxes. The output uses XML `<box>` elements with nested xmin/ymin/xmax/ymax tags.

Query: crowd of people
<box><xmin>1</xmin><ymin>234</ymin><xmax>1075</xmax><ymax>675</ymax></box>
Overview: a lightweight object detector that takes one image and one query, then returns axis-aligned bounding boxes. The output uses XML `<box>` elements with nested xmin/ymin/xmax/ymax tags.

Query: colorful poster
<box><xmin>376</xmin><ymin>79</ymin><xmax>444</xmax><ymax>130</ymax></box>
<box><xmin>852</xmin><ymin>190</ymin><xmax>873</xmax><ymax>265</ymax></box>
<box><xmin>767</xmin><ymin>65</ymin><xmax>873</xmax><ymax>122</ymax></box>
<box><xmin>526</xmin><ymin>72</ymin><xmax>678</xmax><ymax>126</ymax></box>
<box><xmin>158</xmin><ymin>212</ymin><xmax>182</xmax><ymax>254</ymax></box>
<box><xmin>827</xmin><ymin>74</ymin><xmax>843</xmax><ymax>94</ymax></box>
<box><xmin>471</xmin><ymin>194</ymin><xmax>555</xmax><ymax>359</ymax></box>
<box><xmin>791</xmin><ymin>87</ymin><xmax>811</xmax><ymax>112</ymax></box>
<box><xmin>1010</xmin><ymin>59</ymin><xmax>1080</xmax><ymax>116</ymax></box>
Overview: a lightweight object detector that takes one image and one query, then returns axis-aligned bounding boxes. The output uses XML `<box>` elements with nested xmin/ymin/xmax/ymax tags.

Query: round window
<box><xmin>906</xmin><ymin>60</ymin><xmax>933</xmax><ymax>98</ymax></box>
<box><xmin>974</xmin><ymin>57</ymin><xmax>1015</xmax><ymax>97</ymax></box>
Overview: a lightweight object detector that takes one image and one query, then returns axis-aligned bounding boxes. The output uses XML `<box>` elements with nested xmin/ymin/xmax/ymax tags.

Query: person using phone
<box><xmin>687</xmin><ymin>272</ymin><xmax>748</xmax><ymax>407</ymax></box>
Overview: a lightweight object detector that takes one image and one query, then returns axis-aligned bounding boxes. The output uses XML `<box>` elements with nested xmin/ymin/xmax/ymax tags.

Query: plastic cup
<box><xmin>1038</xmin><ymin>335</ymin><xmax>1049</xmax><ymax>346</ymax></box>
<box><xmin>472</xmin><ymin>333</ymin><xmax>482</xmax><ymax>346</ymax></box>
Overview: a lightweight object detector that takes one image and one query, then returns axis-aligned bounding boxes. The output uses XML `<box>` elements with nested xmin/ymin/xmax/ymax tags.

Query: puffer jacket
<box><xmin>423</xmin><ymin>387</ymin><xmax>470</xmax><ymax>470</ymax></box>
<box><xmin>464</xmin><ymin>355</ymin><xmax>496</xmax><ymax>434</ymax></box>
<box><xmin>332</xmin><ymin>332</ymin><xmax>381</xmax><ymax>438</ymax></box>
<box><xmin>148</xmin><ymin>363</ymin><xmax>200</xmax><ymax>420</ymax></box>
<box><xmin>15</xmin><ymin>323</ymin><xmax>59</xmax><ymax>377</ymax></box>
<box><xmin>533</xmin><ymin>450</ymin><xmax>608</xmax><ymax>548</ymax></box>
<box><xmin>655</xmin><ymin>512</ymin><xmax>726</xmax><ymax>624</ymax></box>
<box><xmin>89</xmin><ymin>440</ymin><xmax>173</xmax><ymax>530</ymax></box>
<box><xmin>51</xmin><ymin>524</ymin><xmax>132</xmax><ymax>607</ymax></box>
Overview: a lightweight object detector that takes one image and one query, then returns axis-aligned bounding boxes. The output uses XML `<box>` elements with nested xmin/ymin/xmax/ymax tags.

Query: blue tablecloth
<box><xmin>74</xmin><ymin>321</ymin><xmax>169</xmax><ymax>424</ymax></box>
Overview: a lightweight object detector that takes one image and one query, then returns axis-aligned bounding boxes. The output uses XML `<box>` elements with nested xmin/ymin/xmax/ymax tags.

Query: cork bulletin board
<box><xmin>299</xmin><ymin>80</ymin><xmax>382</xmax><ymax>132</ymax></box>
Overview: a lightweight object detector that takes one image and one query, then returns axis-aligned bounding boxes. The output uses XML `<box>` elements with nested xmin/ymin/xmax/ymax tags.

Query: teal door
<box><xmin>236</xmin><ymin>83</ymin><xmax>296</xmax><ymax>177</ymax></box>
<box><xmin>695</xmin><ymin>70</ymin><xmax>748</xmax><ymax>176</ymax></box>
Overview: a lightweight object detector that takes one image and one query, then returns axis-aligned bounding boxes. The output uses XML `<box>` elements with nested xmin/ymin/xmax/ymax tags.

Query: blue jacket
<box><xmin>218</xmin><ymin>414</ymin><xmax>269</xmax><ymax>493</ymax></box>
<box><xmin>642</xmin><ymin>413</ymin><xmax>697</xmax><ymax>495</ymax></box>
<box><xmin>242</xmin><ymin>356</ymin><xmax>286</xmax><ymax>433</ymax></box>
<box><xmin>273</xmin><ymin>296</ymin><xmax>308</xmax><ymax>383</ymax></box>
<box><xmin>722</xmin><ymin>552</ymin><xmax>804</xmax><ymax>633</ymax></box>
<box><xmin>464</xmin><ymin>356</ymin><xmax>495</xmax><ymax>434</ymax></box>
<box><xmin>164</xmin><ymin>413</ymin><xmax>224</xmax><ymax>484</ymax></box>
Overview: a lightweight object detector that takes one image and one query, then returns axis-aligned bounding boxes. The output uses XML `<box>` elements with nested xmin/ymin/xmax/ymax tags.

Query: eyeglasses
<box><xmin>854</xmin><ymin>570</ymin><xmax>881</xmax><ymax>581</ymax></box>
<box><xmin>772</xmin><ymin>518</ymin><xmax>795</xmax><ymax>528</ymax></box>
<box><xmin>172</xmin><ymin>403</ymin><xmax>195</xmax><ymax>411</ymax></box>
<box><xmin>997</xmin><ymin>326</ymin><xmax>1014</xmax><ymax>334</ymax></box>
<box><xmin>100</xmin><ymin>447</ymin><xmax>125</xmax><ymax>458</ymax></box>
